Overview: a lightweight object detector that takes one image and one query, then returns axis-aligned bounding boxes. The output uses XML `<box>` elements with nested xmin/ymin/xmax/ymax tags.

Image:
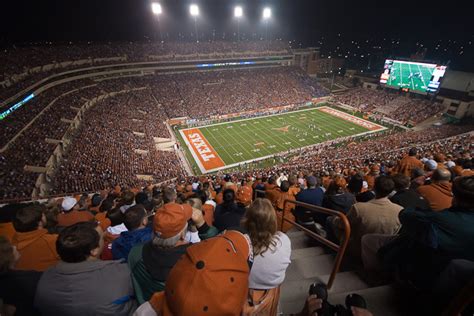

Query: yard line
<box><xmin>416</xmin><ymin>64</ymin><xmax>428</xmax><ymax>89</ymax></box>
<box><xmin>200</xmin><ymin>127</ymin><xmax>240</xmax><ymax>164</ymax></box>
<box><xmin>408</xmin><ymin>63</ymin><xmax>415</xmax><ymax>90</ymax></box>
<box><xmin>398</xmin><ymin>62</ymin><xmax>403</xmax><ymax>88</ymax></box>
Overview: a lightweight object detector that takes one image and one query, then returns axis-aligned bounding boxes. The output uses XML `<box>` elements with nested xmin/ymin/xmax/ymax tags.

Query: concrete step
<box><xmin>280</xmin><ymin>271</ymin><xmax>369</xmax><ymax>314</ymax></box>
<box><xmin>287</xmin><ymin>231</ymin><xmax>312</xmax><ymax>250</ymax></box>
<box><xmin>290</xmin><ymin>246</ymin><xmax>326</xmax><ymax>260</ymax></box>
<box><xmin>330</xmin><ymin>285</ymin><xmax>403</xmax><ymax>316</ymax></box>
<box><xmin>286</xmin><ymin>254</ymin><xmax>336</xmax><ymax>281</ymax></box>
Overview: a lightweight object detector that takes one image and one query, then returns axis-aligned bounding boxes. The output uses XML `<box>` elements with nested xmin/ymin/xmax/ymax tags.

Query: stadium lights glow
<box><xmin>151</xmin><ymin>2</ymin><xmax>162</xmax><ymax>15</ymax></box>
<box><xmin>190</xmin><ymin>4</ymin><xmax>199</xmax><ymax>16</ymax></box>
<box><xmin>234</xmin><ymin>6</ymin><xmax>243</xmax><ymax>18</ymax></box>
<box><xmin>263</xmin><ymin>7</ymin><xmax>271</xmax><ymax>19</ymax></box>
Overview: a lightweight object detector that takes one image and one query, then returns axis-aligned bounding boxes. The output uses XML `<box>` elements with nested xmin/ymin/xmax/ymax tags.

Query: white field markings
<box><xmin>193</xmin><ymin>110</ymin><xmax>385</xmax><ymax>173</ymax></box>
<box><xmin>408</xmin><ymin>63</ymin><xmax>417</xmax><ymax>90</ymax></box>
<box><xmin>179</xmin><ymin>106</ymin><xmax>344</xmax><ymax>132</ymax></box>
<box><xmin>220</xmin><ymin>121</ymin><xmax>275</xmax><ymax>161</ymax></box>
<box><xmin>183</xmin><ymin>107</ymin><xmax>376</xmax><ymax>168</ymax></box>
<box><xmin>200</xmin><ymin>127</ymin><xmax>240</xmax><ymax>164</ymax></box>
<box><xmin>398</xmin><ymin>62</ymin><xmax>404</xmax><ymax>87</ymax></box>
<box><xmin>416</xmin><ymin>64</ymin><xmax>429</xmax><ymax>89</ymax></box>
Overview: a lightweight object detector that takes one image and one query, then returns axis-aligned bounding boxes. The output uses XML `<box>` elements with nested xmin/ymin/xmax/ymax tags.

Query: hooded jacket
<box><xmin>417</xmin><ymin>182</ymin><xmax>453</xmax><ymax>212</ymax></box>
<box><xmin>12</xmin><ymin>229</ymin><xmax>59</xmax><ymax>271</ymax></box>
<box><xmin>34</xmin><ymin>260</ymin><xmax>136</xmax><ymax>316</ymax></box>
<box><xmin>112</xmin><ymin>227</ymin><xmax>153</xmax><ymax>261</ymax></box>
<box><xmin>323</xmin><ymin>192</ymin><xmax>356</xmax><ymax>214</ymax></box>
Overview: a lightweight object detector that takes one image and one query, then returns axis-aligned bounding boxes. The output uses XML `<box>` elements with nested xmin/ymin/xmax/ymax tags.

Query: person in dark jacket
<box><xmin>213</xmin><ymin>189</ymin><xmax>246</xmax><ymax>232</ymax></box>
<box><xmin>390</xmin><ymin>173</ymin><xmax>429</xmax><ymax>210</ymax></box>
<box><xmin>0</xmin><ymin>236</ymin><xmax>42</xmax><ymax>316</ymax></box>
<box><xmin>128</xmin><ymin>196</ymin><xmax>218</xmax><ymax>304</ymax></box>
<box><xmin>112</xmin><ymin>205</ymin><xmax>152</xmax><ymax>261</ymax></box>
<box><xmin>294</xmin><ymin>176</ymin><xmax>325</xmax><ymax>223</ymax></box>
<box><xmin>323</xmin><ymin>175</ymin><xmax>356</xmax><ymax>214</ymax></box>
<box><xmin>375</xmin><ymin>176</ymin><xmax>474</xmax><ymax>289</ymax></box>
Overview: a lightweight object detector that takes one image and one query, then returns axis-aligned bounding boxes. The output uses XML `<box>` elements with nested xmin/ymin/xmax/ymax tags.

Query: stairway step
<box><xmin>288</xmin><ymin>232</ymin><xmax>312</xmax><ymax>250</ymax></box>
<box><xmin>290</xmin><ymin>247</ymin><xmax>326</xmax><ymax>260</ymax></box>
<box><xmin>330</xmin><ymin>285</ymin><xmax>403</xmax><ymax>316</ymax></box>
<box><xmin>280</xmin><ymin>271</ymin><xmax>369</xmax><ymax>314</ymax></box>
<box><xmin>286</xmin><ymin>254</ymin><xmax>335</xmax><ymax>282</ymax></box>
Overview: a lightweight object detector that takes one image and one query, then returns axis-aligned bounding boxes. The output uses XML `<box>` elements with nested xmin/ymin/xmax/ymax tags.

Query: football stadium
<box><xmin>0</xmin><ymin>1</ymin><xmax>473</xmax><ymax>315</ymax></box>
<box><xmin>177</xmin><ymin>106</ymin><xmax>386</xmax><ymax>173</ymax></box>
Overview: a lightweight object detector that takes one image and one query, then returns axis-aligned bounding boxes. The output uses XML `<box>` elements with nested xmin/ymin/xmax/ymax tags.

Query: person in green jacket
<box><xmin>128</xmin><ymin>190</ymin><xmax>219</xmax><ymax>304</ymax></box>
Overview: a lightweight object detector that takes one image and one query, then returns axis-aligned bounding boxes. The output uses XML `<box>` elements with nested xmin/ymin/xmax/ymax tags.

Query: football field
<box><xmin>178</xmin><ymin>106</ymin><xmax>386</xmax><ymax>173</ymax></box>
<box><xmin>386</xmin><ymin>61</ymin><xmax>434</xmax><ymax>93</ymax></box>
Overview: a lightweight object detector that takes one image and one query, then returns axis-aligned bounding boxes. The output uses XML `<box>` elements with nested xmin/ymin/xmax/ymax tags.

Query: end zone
<box><xmin>179</xmin><ymin>128</ymin><xmax>225</xmax><ymax>173</ymax></box>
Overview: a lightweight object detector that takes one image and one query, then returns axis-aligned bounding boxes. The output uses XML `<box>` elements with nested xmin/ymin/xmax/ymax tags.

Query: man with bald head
<box><xmin>417</xmin><ymin>168</ymin><xmax>453</xmax><ymax>211</ymax></box>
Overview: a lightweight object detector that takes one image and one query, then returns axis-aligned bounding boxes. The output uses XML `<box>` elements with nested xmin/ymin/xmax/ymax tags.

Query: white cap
<box><xmin>61</xmin><ymin>197</ymin><xmax>77</xmax><ymax>212</ymax></box>
<box><xmin>425</xmin><ymin>159</ymin><xmax>437</xmax><ymax>171</ymax></box>
<box><xmin>446</xmin><ymin>161</ymin><xmax>456</xmax><ymax>168</ymax></box>
<box><xmin>192</xmin><ymin>182</ymin><xmax>200</xmax><ymax>191</ymax></box>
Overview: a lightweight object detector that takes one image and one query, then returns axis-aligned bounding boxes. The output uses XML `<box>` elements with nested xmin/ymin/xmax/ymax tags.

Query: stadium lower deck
<box><xmin>178</xmin><ymin>105</ymin><xmax>386</xmax><ymax>173</ymax></box>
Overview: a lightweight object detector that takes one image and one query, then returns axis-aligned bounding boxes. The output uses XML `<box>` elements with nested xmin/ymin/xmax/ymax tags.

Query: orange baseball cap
<box><xmin>153</xmin><ymin>203</ymin><xmax>193</xmax><ymax>238</ymax></box>
<box><xmin>149</xmin><ymin>230</ymin><xmax>252</xmax><ymax>316</ymax></box>
<box><xmin>236</xmin><ymin>186</ymin><xmax>252</xmax><ymax>206</ymax></box>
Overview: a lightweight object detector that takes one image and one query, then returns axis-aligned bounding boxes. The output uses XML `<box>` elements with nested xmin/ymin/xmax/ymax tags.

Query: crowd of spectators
<box><xmin>0</xmin><ymin>40</ymin><xmax>291</xmax><ymax>100</ymax></box>
<box><xmin>0</xmin><ymin>138</ymin><xmax>473</xmax><ymax>315</ymax></box>
<box><xmin>0</xmin><ymin>67</ymin><xmax>330</xmax><ymax>200</ymax></box>
<box><xmin>332</xmin><ymin>87</ymin><xmax>445</xmax><ymax>124</ymax></box>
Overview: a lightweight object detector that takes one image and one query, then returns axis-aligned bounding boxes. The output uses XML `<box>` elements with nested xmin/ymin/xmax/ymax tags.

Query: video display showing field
<box><xmin>179</xmin><ymin>106</ymin><xmax>386</xmax><ymax>173</ymax></box>
<box><xmin>384</xmin><ymin>60</ymin><xmax>435</xmax><ymax>93</ymax></box>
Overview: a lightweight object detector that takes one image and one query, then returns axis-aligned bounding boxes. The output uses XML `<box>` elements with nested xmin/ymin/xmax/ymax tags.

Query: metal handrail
<box><xmin>255</xmin><ymin>189</ymin><xmax>351</xmax><ymax>289</ymax></box>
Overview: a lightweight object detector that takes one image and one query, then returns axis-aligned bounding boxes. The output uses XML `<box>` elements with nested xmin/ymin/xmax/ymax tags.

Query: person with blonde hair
<box><xmin>242</xmin><ymin>198</ymin><xmax>291</xmax><ymax>315</ymax></box>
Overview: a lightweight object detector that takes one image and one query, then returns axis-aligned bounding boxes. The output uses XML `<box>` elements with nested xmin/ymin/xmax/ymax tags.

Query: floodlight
<box><xmin>263</xmin><ymin>7</ymin><xmax>271</xmax><ymax>19</ymax></box>
<box><xmin>234</xmin><ymin>6</ymin><xmax>243</xmax><ymax>18</ymax></box>
<box><xmin>151</xmin><ymin>3</ymin><xmax>162</xmax><ymax>15</ymax></box>
<box><xmin>190</xmin><ymin>4</ymin><xmax>199</xmax><ymax>17</ymax></box>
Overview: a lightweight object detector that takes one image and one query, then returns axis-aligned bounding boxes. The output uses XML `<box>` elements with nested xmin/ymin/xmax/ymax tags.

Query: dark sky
<box><xmin>1</xmin><ymin>0</ymin><xmax>471</xmax><ymax>43</ymax></box>
<box><xmin>1</xmin><ymin>0</ymin><xmax>472</xmax><ymax>70</ymax></box>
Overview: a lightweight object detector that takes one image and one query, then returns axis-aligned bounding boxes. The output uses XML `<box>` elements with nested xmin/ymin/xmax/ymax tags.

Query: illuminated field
<box><xmin>178</xmin><ymin>105</ymin><xmax>386</xmax><ymax>173</ymax></box>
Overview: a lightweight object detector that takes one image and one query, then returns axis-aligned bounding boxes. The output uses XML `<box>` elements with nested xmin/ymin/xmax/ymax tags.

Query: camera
<box><xmin>309</xmin><ymin>283</ymin><xmax>367</xmax><ymax>316</ymax></box>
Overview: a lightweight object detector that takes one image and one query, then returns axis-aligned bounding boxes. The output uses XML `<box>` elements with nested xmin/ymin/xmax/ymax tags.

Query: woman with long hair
<box><xmin>242</xmin><ymin>198</ymin><xmax>291</xmax><ymax>315</ymax></box>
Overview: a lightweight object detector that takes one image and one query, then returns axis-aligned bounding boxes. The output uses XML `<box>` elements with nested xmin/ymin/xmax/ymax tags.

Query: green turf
<box><xmin>386</xmin><ymin>61</ymin><xmax>434</xmax><ymax>93</ymax></box>
<box><xmin>178</xmin><ymin>106</ymin><xmax>385</xmax><ymax>172</ymax></box>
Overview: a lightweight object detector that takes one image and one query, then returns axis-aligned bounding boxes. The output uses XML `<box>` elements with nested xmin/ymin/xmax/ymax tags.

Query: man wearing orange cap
<box><xmin>135</xmin><ymin>230</ymin><xmax>253</xmax><ymax>316</ymax></box>
<box><xmin>128</xmin><ymin>188</ymin><xmax>219</xmax><ymax>304</ymax></box>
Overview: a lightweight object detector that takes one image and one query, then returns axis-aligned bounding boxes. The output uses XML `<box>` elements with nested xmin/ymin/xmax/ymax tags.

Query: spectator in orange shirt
<box><xmin>11</xmin><ymin>205</ymin><xmax>59</xmax><ymax>271</ymax></box>
<box><xmin>395</xmin><ymin>148</ymin><xmax>424</xmax><ymax>177</ymax></box>
<box><xmin>57</xmin><ymin>197</ymin><xmax>94</xmax><ymax>227</ymax></box>
<box><xmin>417</xmin><ymin>169</ymin><xmax>453</xmax><ymax>211</ymax></box>
<box><xmin>236</xmin><ymin>179</ymin><xmax>253</xmax><ymax>207</ymax></box>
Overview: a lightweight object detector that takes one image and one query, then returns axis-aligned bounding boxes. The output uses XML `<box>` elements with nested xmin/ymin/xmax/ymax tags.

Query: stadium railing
<box><xmin>255</xmin><ymin>189</ymin><xmax>351</xmax><ymax>290</ymax></box>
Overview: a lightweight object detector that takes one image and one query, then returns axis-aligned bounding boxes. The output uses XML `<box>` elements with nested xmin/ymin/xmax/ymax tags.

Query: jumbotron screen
<box><xmin>380</xmin><ymin>59</ymin><xmax>447</xmax><ymax>94</ymax></box>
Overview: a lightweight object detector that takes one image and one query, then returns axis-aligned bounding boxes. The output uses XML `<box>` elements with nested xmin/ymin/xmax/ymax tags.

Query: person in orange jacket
<box><xmin>11</xmin><ymin>205</ymin><xmax>59</xmax><ymax>271</ymax></box>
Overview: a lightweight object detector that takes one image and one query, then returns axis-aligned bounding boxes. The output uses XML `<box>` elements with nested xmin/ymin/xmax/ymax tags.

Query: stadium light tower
<box><xmin>151</xmin><ymin>2</ymin><xmax>162</xmax><ymax>15</ymax></box>
<box><xmin>190</xmin><ymin>4</ymin><xmax>200</xmax><ymax>42</ymax></box>
<box><xmin>151</xmin><ymin>3</ymin><xmax>163</xmax><ymax>43</ymax></box>
<box><xmin>234</xmin><ymin>6</ymin><xmax>243</xmax><ymax>42</ymax></box>
<box><xmin>263</xmin><ymin>7</ymin><xmax>271</xmax><ymax>41</ymax></box>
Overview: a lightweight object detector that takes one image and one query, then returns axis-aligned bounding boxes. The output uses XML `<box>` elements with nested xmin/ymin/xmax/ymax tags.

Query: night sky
<box><xmin>1</xmin><ymin>0</ymin><xmax>473</xmax><ymax>71</ymax></box>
